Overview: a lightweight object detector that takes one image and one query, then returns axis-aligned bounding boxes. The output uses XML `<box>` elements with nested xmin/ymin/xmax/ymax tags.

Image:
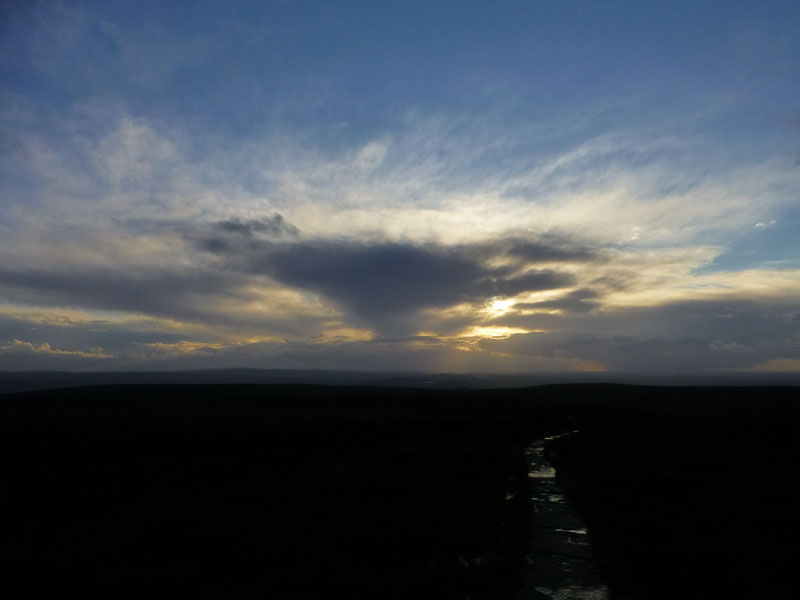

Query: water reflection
<box><xmin>517</xmin><ymin>433</ymin><xmax>609</xmax><ymax>600</ymax></box>
<box><xmin>528</xmin><ymin>466</ymin><xmax>557</xmax><ymax>479</ymax></box>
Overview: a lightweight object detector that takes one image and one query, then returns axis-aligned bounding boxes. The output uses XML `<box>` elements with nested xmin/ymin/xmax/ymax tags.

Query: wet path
<box><xmin>516</xmin><ymin>433</ymin><xmax>609</xmax><ymax>600</ymax></box>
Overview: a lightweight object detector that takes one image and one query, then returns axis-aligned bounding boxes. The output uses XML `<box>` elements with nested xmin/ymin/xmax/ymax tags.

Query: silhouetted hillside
<box><xmin>2</xmin><ymin>384</ymin><xmax>799</xmax><ymax>598</ymax></box>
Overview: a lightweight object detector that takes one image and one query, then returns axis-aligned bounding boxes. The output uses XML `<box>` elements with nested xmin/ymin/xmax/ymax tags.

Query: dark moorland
<box><xmin>2</xmin><ymin>383</ymin><xmax>799</xmax><ymax>598</ymax></box>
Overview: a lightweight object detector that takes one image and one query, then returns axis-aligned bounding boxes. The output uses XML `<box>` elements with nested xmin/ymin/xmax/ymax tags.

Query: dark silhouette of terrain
<box><xmin>4</xmin><ymin>368</ymin><xmax>800</xmax><ymax>394</ymax></box>
<box><xmin>2</xmin><ymin>383</ymin><xmax>799</xmax><ymax>598</ymax></box>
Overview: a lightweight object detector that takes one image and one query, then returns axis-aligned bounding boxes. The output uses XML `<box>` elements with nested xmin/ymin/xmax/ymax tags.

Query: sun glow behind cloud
<box><xmin>1</xmin><ymin>1</ymin><xmax>799</xmax><ymax>373</ymax></box>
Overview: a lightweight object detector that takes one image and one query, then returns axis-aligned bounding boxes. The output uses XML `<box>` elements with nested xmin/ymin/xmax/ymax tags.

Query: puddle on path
<box><xmin>516</xmin><ymin>433</ymin><xmax>609</xmax><ymax>600</ymax></box>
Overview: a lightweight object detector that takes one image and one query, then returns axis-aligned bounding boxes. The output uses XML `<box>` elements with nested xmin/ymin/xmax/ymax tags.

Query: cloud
<box><xmin>479</xmin><ymin>296</ymin><xmax>800</xmax><ymax>373</ymax></box>
<box><xmin>500</xmin><ymin>237</ymin><xmax>600</xmax><ymax>264</ymax></box>
<box><xmin>514</xmin><ymin>288</ymin><xmax>601</xmax><ymax>314</ymax></box>
<box><xmin>752</xmin><ymin>358</ymin><xmax>800</xmax><ymax>372</ymax></box>
<box><xmin>188</xmin><ymin>215</ymin><xmax>300</xmax><ymax>253</ymax></box>
<box><xmin>2</xmin><ymin>2</ymin><xmax>799</xmax><ymax>376</ymax></box>
<box><xmin>1</xmin><ymin>339</ymin><xmax>111</xmax><ymax>359</ymax></box>
<box><xmin>0</xmin><ymin>260</ymin><xmax>344</xmax><ymax>342</ymax></box>
<box><xmin>212</xmin><ymin>237</ymin><xmax>580</xmax><ymax>334</ymax></box>
<box><xmin>0</xmin><ymin>264</ymin><xmax>237</xmax><ymax>320</ymax></box>
<box><xmin>143</xmin><ymin>341</ymin><xmax>227</xmax><ymax>355</ymax></box>
<box><xmin>4</xmin><ymin>104</ymin><xmax>798</xmax><ymax>256</ymax></box>
<box><xmin>2</xmin><ymin>101</ymin><xmax>800</xmax><ymax>372</ymax></box>
<box><xmin>215</xmin><ymin>215</ymin><xmax>300</xmax><ymax>238</ymax></box>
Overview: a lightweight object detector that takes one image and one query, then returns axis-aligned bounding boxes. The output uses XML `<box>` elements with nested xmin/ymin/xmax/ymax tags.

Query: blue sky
<box><xmin>1</xmin><ymin>0</ymin><xmax>799</xmax><ymax>373</ymax></box>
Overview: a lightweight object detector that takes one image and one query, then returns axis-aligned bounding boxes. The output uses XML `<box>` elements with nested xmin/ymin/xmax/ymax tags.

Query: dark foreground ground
<box><xmin>2</xmin><ymin>384</ymin><xmax>799</xmax><ymax>598</ymax></box>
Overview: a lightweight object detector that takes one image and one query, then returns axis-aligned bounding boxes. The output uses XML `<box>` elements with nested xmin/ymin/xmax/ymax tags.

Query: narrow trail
<box><xmin>516</xmin><ymin>433</ymin><xmax>609</xmax><ymax>600</ymax></box>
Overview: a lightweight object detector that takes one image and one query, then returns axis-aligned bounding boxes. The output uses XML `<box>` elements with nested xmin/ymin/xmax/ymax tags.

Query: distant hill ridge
<box><xmin>2</xmin><ymin>368</ymin><xmax>800</xmax><ymax>394</ymax></box>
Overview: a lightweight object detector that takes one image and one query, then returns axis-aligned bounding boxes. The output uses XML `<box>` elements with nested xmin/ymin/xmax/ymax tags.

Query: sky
<box><xmin>1</xmin><ymin>0</ymin><xmax>799</xmax><ymax>374</ymax></box>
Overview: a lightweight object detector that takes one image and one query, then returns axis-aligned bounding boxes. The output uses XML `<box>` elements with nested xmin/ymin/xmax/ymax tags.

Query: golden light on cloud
<box><xmin>1</xmin><ymin>339</ymin><xmax>111</xmax><ymax>358</ymax></box>
<box><xmin>492</xmin><ymin>289</ymin><xmax>578</xmax><ymax>317</ymax></box>
<box><xmin>460</xmin><ymin>326</ymin><xmax>538</xmax><ymax>339</ymax></box>
<box><xmin>217</xmin><ymin>285</ymin><xmax>342</xmax><ymax>320</ymax></box>
<box><xmin>484</xmin><ymin>298</ymin><xmax>516</xmax><ymax>318</ymax></box>
<box><xmin>0</xmin><ymin>305</ymin><xmax>219</xmax><ymax>337</ymax></box>
<box><xmin>0</xmin><ymin>306</ymin><xmax>115</xmax><ymax>327</ymax></box>
<box><xmin>600</xmin><ymin>267</ymin><xmax>800</xmax><ymax>308</ymax></box>
<box><xmin>144</xmin><ymin>341</ymin><xmax>227</xmax><ymax>354</ymax></box>
<box><xmin>314</xmin><ymin>326</ymin><xmax>374</xmax><ymax>343</ymax></box>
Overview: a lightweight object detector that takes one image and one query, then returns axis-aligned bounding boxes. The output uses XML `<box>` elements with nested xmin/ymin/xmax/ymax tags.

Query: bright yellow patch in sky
<box><xmin>314</xmin><ymin>327</ymin><xmax>374</xmax><ymax>342</ymax></box>
<box><xmin>144</xmin><ymin>341</ymin><xmax>227</xmax><ymax>354</ymax></box>
<box><xmin>460</xmin><ymin>326</ymin><xmax>538</xmax><ymax>339</ymax></box>
<box><xmin>484</xmin><ymin>298</ymin><xmax>516</xmax><ymax>318</ymax></box>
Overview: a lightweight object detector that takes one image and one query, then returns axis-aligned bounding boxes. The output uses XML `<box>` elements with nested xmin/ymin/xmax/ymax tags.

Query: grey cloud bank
<box><xmin>2</xmin><ymin>225</ymin><xmax>799</xmax><ymax>373</ymax></box>
<box><xmin>481</xmin><ymin>297</ymin><xmax>800</xmax><ymax>373</ymax></box>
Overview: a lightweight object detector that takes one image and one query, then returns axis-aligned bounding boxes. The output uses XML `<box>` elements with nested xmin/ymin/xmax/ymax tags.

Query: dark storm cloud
<box><xmin>251</xmin><ymin>241</ymin><xmax>576</xmax><ymax>330</ymax></box>
<box><xmin>181</xmin><ymin>226</ymin><xmax>588</xmax><ymax>332</ymax></box>
<box><xmin>263</xmin><ymin>242</ymin><xmax>482</xmax><ymax>314</ymax></box>
<box><xmin>0</xmin><ymin>228</ymin><xmax>584</xmax><ymax>337</ymax></box>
